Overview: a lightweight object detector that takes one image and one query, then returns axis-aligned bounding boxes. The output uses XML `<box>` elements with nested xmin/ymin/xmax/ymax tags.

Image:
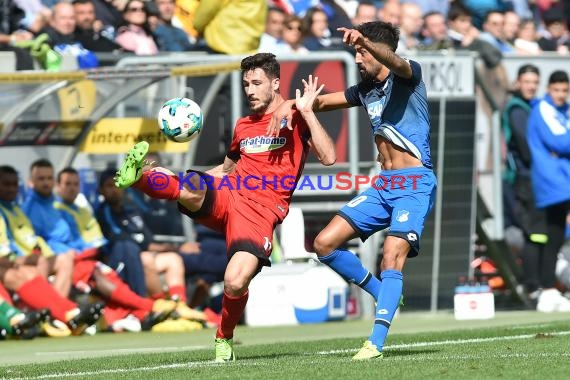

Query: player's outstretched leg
<box><xmin>115</xmin><ymin>142</ymin><xmax>181</xmax><ymax>201</ymax></box>
<box><xmin>115</xmin><ymin>141</ymin><xmax>149</xmax><ymax>189</ymax></box>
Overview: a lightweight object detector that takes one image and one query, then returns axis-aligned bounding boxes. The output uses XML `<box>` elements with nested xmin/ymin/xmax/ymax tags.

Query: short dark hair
<box><xmin>240</xmin><ymin>53</ymin><xmax>280</xmax><ymax>80</ymax></box>
<box><xmin>483</xmin><ymin>10</ymin><xmax>504</xmax><ymax>24</ymax></box>
<box><xmin>30</xmin><ymin>159</ymin><xmax>53</xmax><ymax>173</ymax></box>
<box><xmin>71</xmin><ymin>0</ymin><xmax>93</xmax><ymax>5</ymax></box>
<box><xmin>548</xmin><ymin>70</ymin><xmax>569</xmax><ymax>85</ymax></box>
<box><xmin>448</xmin><ymin>2</ymin><xmax>472</xmax><ymax>22</ymax></box>
<box><xmin>57</xmin><ymin>167</ymin><xmax>79</xmax><ymax>183</ymax></box>
<box><xmin>517</xmin><ymin>64</ymin><xmax>540</xmax><ymax>78</ymax></box>
<box><xmin>0</xmin><ymin>165</ymin><xmax>18</xmax><ymax>177</ymax></box>
<box><xmin>356</xmin><ymin>21</ymin><xmax>399</xmax><ymax>52</ymax></box>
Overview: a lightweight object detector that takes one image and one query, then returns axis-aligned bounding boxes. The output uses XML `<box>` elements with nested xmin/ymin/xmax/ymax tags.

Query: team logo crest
<box><xmin>396</xmin><ymin>210</ymin><xmax>409</xmax><ymax>223</ymax></box>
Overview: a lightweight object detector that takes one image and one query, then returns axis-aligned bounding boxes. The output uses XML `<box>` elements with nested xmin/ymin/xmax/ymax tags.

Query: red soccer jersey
<box><xmin>226</xmin><ymin>110</ymin><xmax>311</xmax><ymax>220</ymax></box>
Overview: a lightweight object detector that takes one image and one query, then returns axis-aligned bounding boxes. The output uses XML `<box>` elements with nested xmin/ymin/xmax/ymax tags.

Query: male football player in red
<box><xmin>114</xmin><ymin>52</ymin><xmax>336</xmax><ymax>361</ymax></box>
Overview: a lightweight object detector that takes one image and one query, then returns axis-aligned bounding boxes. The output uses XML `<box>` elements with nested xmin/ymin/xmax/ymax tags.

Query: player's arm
<box><xmin>297</xmin><ymin>76</ymin><xmax>336</xmax><ymax>166</ymax></box>
<box><xmin>206</xmin><ymin>156</ymin><xmax>237</xmax><ymax>178</ymax></box>
<box><xmin>338</xmin><ymin>26</ymin><xmax>412</xmax><ymax>79</ymax></box>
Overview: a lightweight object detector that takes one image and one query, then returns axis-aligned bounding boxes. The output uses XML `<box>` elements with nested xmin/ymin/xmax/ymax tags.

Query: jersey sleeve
<box><xmin>344</xmin><ymin>84</ymin><xmax>363</xmax><ymax>106</ymax></box>
<box><xmin>226</xmin><ymin>123</ymin><xmax>241</xmax><ymax>161</ymax></box>
<box><xmin>399</xmin><ymin>59</ymin><xmax>422</xmax><ymax>86</ymax></box>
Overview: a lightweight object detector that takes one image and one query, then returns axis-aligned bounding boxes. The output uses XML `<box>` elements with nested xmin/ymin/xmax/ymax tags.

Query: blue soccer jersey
<box><xmin>344</xmin><ymin>59</ymin><xmax>432</xmax><ymax>169</ymax></box>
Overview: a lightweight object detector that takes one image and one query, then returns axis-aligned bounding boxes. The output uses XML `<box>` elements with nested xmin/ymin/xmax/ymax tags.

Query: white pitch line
<box><xmin>34</xmin><ymin>345</ymin><xmax>209</xmax><ymax>356</ymax></box>
<box><xmin>8</xmin><ymin>361</ymin><xmax>262</xmax><ymax>380</ymax></box>
<box><xmin>314</xmin><ymin>330</ymin><xmax>570</xmax><ymax>355</ymax></box>
<box><xmin>10</xmin><ymin>330</ymin><xmax>570</xmax><ymax>379</ymax></box>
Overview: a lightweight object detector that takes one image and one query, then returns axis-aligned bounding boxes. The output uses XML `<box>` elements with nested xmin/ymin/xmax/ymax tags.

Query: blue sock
<box><xmin>319</xmin><ymin>249</ymin><xmax>381</xmax><ymax>301</ymax></box>
<box><xmin>369</xmin><ymin>269</ymin><xmax>403</xmax><ymax>351</ymax></box>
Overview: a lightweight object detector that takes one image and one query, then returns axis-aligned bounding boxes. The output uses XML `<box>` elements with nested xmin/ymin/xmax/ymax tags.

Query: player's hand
<box><xmin>295</xmin><ymin>75</ymin><xmax>324</xmax><ymax>114</ymax></box>
<box><xmin>337</xmin><ymin>27</ymin><xmax>364</xmax><ymax>47</ymax></box>
<box><xmin>266</xmin><ymin>99</ymin><xmax>294</xmax><ymax>136</ymax></box>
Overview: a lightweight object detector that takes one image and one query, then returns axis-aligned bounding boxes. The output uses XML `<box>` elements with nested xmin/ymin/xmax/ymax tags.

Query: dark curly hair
<box><xmin>356</xmin><ymin>21</ymin><xmax>400</xmax><ymax>52</ymax></box>
<box><xmin>240</xmin><ymin>53</ymin><xmax>280</xmax><ymax>80</ymax></box>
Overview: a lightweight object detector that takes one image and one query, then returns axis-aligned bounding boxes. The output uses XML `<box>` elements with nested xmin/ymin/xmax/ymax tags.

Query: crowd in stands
<box><xmin>1</xmin><ymin>0</ymin><xmax>569</xmax><ymax>70</ymax></box>
<box><xmin>0</xmin><ymin>158</ymin><xmax>226</xmax><ymax>340</ymax></box>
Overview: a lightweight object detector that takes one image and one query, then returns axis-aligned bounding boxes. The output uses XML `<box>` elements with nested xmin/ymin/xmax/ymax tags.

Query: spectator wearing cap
<box><xmin>115</xmin><ymin>0</ymin><xmax>158</xmax><ymax>55</ymax></box>
<box><xmin>538</xmin><ymin>8</ymin><xmax>570</xmax><ymax>54</ymax></box>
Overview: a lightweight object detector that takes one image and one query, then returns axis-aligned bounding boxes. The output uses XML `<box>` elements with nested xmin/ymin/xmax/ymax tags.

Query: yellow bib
<box><xmin>0</xmin><ymin>204</ymin><xmax>54</xmax><ymax>257</ymax></box>
<box><xmin>0</xmin><ymin>216</ymin><xmax>14</xmax><ymax>258</ymax></box>
<box><xmin>55</xmin><ymin>201</ymin><xmax>106</xmax><ymax>248</ymax></box>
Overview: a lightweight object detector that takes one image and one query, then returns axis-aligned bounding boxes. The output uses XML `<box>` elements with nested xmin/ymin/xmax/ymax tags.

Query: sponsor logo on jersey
<box><xmin>367</xmin><ymin>100</ymin><xmax>384</xmax><ymax>118</ymax></box>
<box><xmin>240</xmin><ymin>135</ymin><xmax>286</xmax><ymax>153</ymax></box>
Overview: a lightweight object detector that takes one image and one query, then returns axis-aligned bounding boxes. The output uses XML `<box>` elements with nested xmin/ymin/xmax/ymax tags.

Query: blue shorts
<box><xmin>338</xmin><ymin>167</ymin><xmax>436</xmax><ymax>257</ymax></box>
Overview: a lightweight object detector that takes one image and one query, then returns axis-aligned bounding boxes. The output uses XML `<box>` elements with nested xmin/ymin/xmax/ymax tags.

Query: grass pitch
<box><xmin>1</xmin><ymin>311</ymin><xmax>570</xmax><ymax>379</ymax></box>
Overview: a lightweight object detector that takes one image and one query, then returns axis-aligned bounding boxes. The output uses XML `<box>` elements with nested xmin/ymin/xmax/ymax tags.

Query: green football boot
<box><xmin>215</xmin><ymin>337</ymin><xmax>235</xmax><ymax>363</ymax></box>
<box><xmin>352</xmin><ymin>340</ymin><xmax>383</xmax><ymax>361</ymax></box>
<box><xmin>114</xmin><ymin>141</ymin><xmax>149</xmax><ymax>189</ymax></box>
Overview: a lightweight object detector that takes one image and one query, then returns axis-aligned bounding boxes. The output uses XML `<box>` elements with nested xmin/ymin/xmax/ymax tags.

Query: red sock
<box><xmin>169</xmin><ymin>285</ymin><xmax>186</xmax><ymax>302</ymax></box>
<box><xmin>16</xmin><ymin>276</ymin><xmax>77</xmax><ymax>322</ymax></box>
<box><xmin>133</xmin><ymin>171</ymin><xmax>180</xmax><ymax>200</ymax></box>
<box><xmin>0</xmin><ymin>283</ymin><xmax>13</xmax><ymax>305</ymax></box>
<box><xmin>109</xmin><ymin>281</ymin><xmax>154</xmax><ymax>312</ymax></box>
<box><xmin>216</xmin><ymin>290</ymin><xmax>249</xmax><ymax>339</ymax></box>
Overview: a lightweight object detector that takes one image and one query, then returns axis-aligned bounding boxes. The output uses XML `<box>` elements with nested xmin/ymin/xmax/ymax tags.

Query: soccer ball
<box><xmin>158</xmin><ymin>97</ymin><xmax>203</xmax><ymax>143</ymax></box>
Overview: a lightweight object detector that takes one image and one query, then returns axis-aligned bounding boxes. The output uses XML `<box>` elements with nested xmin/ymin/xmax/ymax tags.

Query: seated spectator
<box><xmin>351</xmin><ymin>1</ymin><xmax>377</xmax><ymax>26</ymax></box>
<box><xmin>446</xmin><ymin>2</ymin><xmax>502</xmax><ymax>69</ymax></box>
<box><xmin>377</xmin><ymin>0</ymin><xmax>400</xmax><ymax>26</ymax></box>
<box><xmin>115</xmin><ymin>0</ymin><xmax>159</xmax><ymax>55</ymax></box>
<box><xmin>0</xmin><ymin>1</ymin><xmax>36</xmax><ymax>70</ymax></box>
<box><xmin>514</xmin><ymin>19</ymin><xmax>541</xmax><ymax>55</ymax></box>
<box><xmin>0</xmin><ymin>166</ymin><xmax>102</xmax><ymax>335</ymax></box>
<box><xmin>397</xmin><ymin>2</ymin><xmax>423</xmax><ymax>53</ymax></box>
<box><xmin>96</xmin><ymin>169</ymin><xmax>208</xmax><ymax>322</ymax></box>
<box><xmin>478</xmin><ymin>10</ymin><xmax>515</xmax><ymax>53</ymax></box>
<box><xmin>39</xmin><ymin>2</ymin><xmax>99</xmax><ymax>69</ymax></box>
<box><xmin>150</xmin><ymin>0</ymin><xmax>193</xmax><ymax>52</ymax></box>
<box><xmin>0</xmin><ymin>166</ymin><xmax>73</xmax><ymax>299</ymax></box>
<box><xmin>54</xmin><ymin>167</ymin><xmax>179</xmax><ymax>332</ymax></box>
<box><xmin>73</xmin><ymin>0</ymin><xmax>122</xmax><ymax>53</ymax></box>
<box><xmin>301</xmin><ymin>7</ymin><xmax>344</xmax><ymax>51</ymax></box>
<box><xmin>258</xmin><ymin>7</ymin><xmax>291</xmax><ymax>55</ymax></box>
<box><xmin>503</xmin><ymin>10</ymin><xmax>520</xmax><ymax>46</ymax></box>
<box><xmin>418</xmin><ymin>11</ymin><xmax>452</xmax><ymax>50</ymax></box>
<box><xmin>282</xmin><ymin>14</ymin><xmax>309</xmax><ymax>54</ymax></box>
<box><xmin>537</xmin><ymin>8</ymin><xmax>570</xmax><ymax>54</ymax></box>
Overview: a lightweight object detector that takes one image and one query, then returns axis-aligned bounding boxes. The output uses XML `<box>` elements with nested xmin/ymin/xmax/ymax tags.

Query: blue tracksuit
<box><xmin>527</xmin><ymin>94</ymin><xmax>570</xmax><ymax>208</ymax></box>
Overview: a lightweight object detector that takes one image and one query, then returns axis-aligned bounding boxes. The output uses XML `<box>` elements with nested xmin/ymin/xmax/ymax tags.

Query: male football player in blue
<box><xmin>269</xmin><ymin>21</ymin><xmax>436</xmax><ymax>360</ymax></box>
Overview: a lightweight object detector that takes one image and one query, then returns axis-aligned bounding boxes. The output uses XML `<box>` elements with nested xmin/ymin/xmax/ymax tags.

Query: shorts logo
<box><xmin>396</xmin><ymin>210</ymin><xmax>409</xmax><ymax>223</ymax></box>
<box><xmin>263</xmin><ymin>236</ymin><xmax>272</xmax><ymax>251</ymax></box>
<box><xmin>377</xmin><ymin>309</ymin><xmax>389</xmax><ymax>315</ymax></box>
<box><xmin>407</xmin><ymin>232</ymin><xmax>417</xmax><ymax>241</ymax></box>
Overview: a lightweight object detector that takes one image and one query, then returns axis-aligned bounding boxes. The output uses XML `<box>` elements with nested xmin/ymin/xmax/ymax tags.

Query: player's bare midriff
<box><xmin>375</xmin><ymin>135</ymin><xmax>422</xmax><ymax>170</ymax></box>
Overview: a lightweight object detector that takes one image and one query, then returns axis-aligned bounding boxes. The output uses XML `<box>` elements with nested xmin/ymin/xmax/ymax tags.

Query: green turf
<box><xmin>2</xmin><ymin>311</ymin><xmax>570</xmax><ymax>379</ymax></box>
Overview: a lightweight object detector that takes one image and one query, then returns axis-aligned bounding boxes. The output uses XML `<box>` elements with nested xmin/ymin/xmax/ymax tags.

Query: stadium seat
<box><xmin>78</xmin><ymin>168</ymin><xmax>99</xmax><ymax>209</ymax></box>
<box><xmin>279</xmin><ymin>207</ymin><xmax>317</xmax><ymax>262</ymax></box>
